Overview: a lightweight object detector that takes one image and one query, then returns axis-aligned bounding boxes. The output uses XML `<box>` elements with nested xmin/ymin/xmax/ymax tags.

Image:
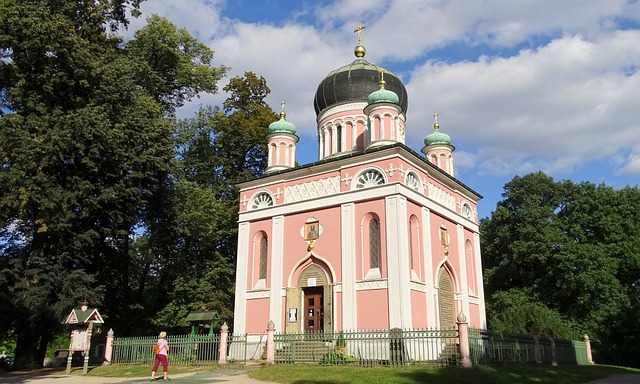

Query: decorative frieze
<box><xmin>356</xmin><ymin>280</ymin><xmax>388</xmax><ymax>290</ymax></box>
<box><xmin>285</xmin><ymin>176</ymin><xmax>341</xmax><ymax>203</ymax></box>
<box><xmin>428</xmin><ymin>182</ymin><xmax>456</xmax><ymax>210</ymax></box>
<box><xmin>409</xmin><ymin>281</ymin><xmax>427</xmax><ymax>292</ymax></box>
<box><xmin>246</xmin><ymin>290</ymin><xmax>270</xmax><ymax>299</ymax></box>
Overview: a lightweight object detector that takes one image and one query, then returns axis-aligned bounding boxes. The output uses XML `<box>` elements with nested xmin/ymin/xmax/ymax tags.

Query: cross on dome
<box><xmin>353</xmin><ymin>22</ymin><xmax>367</xmax><ymax>58</ymax></box>
<box><xmin>354</xmin><ymin>22</ymin><xmax>366</xmax><ymax>45</ymax></box>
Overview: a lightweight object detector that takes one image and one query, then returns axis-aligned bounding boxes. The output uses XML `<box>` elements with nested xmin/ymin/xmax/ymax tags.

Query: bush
<box><xmin>321</xmin><ymin>350</ymin><xmax>356</xmax><ymax>365</ymax></box>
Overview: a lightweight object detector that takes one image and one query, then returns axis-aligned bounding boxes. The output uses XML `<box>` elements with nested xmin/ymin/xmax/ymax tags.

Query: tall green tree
<box><xmin>481</xmin><ymin>172</ymin><xmax>640</xmax><ymax>367</ymax></box>
<box><xmin>148</xmin><ymin>72</ymin><xmax>278</xmax><ymax>330</ymax></box>
<box><xmin>0</xmin><ymin>1</ymin><xmax>225</xmax><ymax>366</ymax></box>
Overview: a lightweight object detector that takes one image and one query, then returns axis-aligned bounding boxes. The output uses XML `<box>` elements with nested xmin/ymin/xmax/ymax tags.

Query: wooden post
<box><xmin>65</xmin><ymin>329</ymin><xmax>74</xmax><ymax>374</ymax></box>
<box><xmin>218</xmin><ymin>322</ymin><xmax>228</xmax><ymax>365</ymax></box>
<box><xmin>82</xmin><ymin>321</ymin><xmax>93</xmax><ymax>375</ymax></box>
<box><xmin>103</xmin><ymin>329</ymin><xmax>114</xmax><ymax>365</ymax></box>
<box><xmin>456</xmin><ymin>312</ymin><xmax>472</xmax><ymax>368</ymax></box>
<box><xmin>266</xmin><ymin>320</ymin><xmax>275</xmax><ymax>365</ymax></box>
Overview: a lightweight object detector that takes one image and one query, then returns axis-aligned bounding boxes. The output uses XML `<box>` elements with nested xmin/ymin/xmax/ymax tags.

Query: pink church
<box><xmin>232</xmin><ymin>32</ymin><xmax>486</xmax><ymax>344</ymax></box>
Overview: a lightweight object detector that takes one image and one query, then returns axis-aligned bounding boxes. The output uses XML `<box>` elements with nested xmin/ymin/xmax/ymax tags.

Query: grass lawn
<box><xmin>248</xmin><ymin>364</ymin><xmax>640</xmax><ymax>384</ymax></box>
<box><xmin>15</xmin><ymin>363</ymin><xmax>639</xmax><ymax>384</ymax></box>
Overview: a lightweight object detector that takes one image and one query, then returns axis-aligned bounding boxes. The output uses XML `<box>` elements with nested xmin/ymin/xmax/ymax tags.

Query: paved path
<box><xmin>0</xmin><ymin>370</ymin><xmax>277</xmax><ymax>384</ymax></box>
<box><xmin>2</xmin><ymin>370</ymin><xmax>639</xmax><ymax>384</ymax></box>
<box><xmin>582</xmin><ymin>375</ymin><xmax>640</xmax><ymax>384</ymax></box>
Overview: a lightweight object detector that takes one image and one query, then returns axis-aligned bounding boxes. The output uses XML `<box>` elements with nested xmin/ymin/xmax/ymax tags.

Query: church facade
<box><xmin>232</xmin><ymin>30</ymin><xmax>486</xmax><ymax>339</ymax></box>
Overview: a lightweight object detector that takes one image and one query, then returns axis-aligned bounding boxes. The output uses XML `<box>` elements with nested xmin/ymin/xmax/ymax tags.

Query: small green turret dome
<box><xmin>367</xmin><ymin>74</ymin><xmax>400</xmax><ymax>105</ymax></box>
<box><xmin>424</xmin><ymin>114</ymin><xmax>451</xmax><ymax>146</ymax></box>
<box><xmin>268</xmin><ymin>112</ymin><xmax>296</xmax><ymax>134</ymax></box>
<box><xmin>424</xmin><ymin>130</ymin><xmax>451</xmax><ymax>146</ymax></box>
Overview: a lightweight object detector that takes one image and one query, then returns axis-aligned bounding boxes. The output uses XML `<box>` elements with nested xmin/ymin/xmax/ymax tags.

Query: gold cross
<box><xmin>281</xmin><ymin>100</ymin><xmax>286</xmax><ymax>113</ymax></box>
<box><xmin>354</xmin><ymin>22</ymin><xmax>366</xmax><ymax>45</ymax></box>
<box><xmin>433</xmin><ymin>113</ymin><xmax>439</xmax><ymax>130</ymax></box>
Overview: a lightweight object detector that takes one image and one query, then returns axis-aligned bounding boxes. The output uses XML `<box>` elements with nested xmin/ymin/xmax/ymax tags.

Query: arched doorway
<box><xmin>286</xmin><ymin>263</ymin><xmax>333</xmax><ymax>333</ymax></box>
<box><xmin>438</xmin><ymin>268</ymin><xmax>456</xmax><ymax>330</ymax></box>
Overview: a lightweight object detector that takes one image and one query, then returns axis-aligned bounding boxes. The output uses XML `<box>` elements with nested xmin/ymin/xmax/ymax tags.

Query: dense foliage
<box><xmin>481</xmin><ymin>172</ymin><xmax>640</xmax><ymax>367</ymax></box>
<box><xmin>0</xmin><ymin>0</ymin><xmax>269</xmax><ymax>368</ymax></box>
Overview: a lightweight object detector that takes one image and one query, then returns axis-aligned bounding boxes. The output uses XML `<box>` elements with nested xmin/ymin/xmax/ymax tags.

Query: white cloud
<box><xmin>406</xmin><ymin>31</ymin><xmax>640</xmax><ymax>176</ymax></box>
<box><xmin>121</xmin><ymin>0</ymin><xmax>640</xmax><ymax>179</ymax></box>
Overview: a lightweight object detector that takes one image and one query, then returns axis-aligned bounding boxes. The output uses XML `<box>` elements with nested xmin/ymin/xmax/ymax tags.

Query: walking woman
<box><xmin>150</xmin><ymin>331</ymin><xmax>170</xmax><ymax>381</ymax></box>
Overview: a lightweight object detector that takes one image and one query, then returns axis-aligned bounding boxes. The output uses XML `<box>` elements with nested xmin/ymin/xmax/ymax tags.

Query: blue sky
<box><xmin>127</xmin><ymin>0</ymin><xmax>640</xmax><ymax>219</ymax></box>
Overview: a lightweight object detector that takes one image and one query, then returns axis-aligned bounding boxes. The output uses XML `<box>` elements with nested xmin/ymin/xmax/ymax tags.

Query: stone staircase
<box><xmin>275</xmin><ymin>340</ymin><xmax>332</xmax><ymax>363</ymax></box>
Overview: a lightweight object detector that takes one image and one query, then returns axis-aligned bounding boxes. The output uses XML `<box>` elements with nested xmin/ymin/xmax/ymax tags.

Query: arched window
<box><xmin>253</xmin><ymin>232</ymin><xmax>269</xmax><ymax>290</ymax></box>
<box><xmin>251</xmin><ymin>192</ymin><xmax>274</xmax><ymax>210</ymax></box>
<box><xmin>369</xmin><ymin>218</ymin><xmax>380</xmax><ymax>269</ymax></box>
<box><xmin>405</xmin><ymin>171</ymin><xmax>422</xmax><ymax>193</ymax></box>
<box><xmin>466</xmin><ymin>239</ymin><xmax>476</xmax><ymax>295</ymax></box>
<box><xmin>409</xmin><ymin>215</ymin><xmax>421</xmax><ymax>280</ymax></box>
<box><xmin>259</xmin><ymin>236</ymin><xmax>268</xmax><ymax>280</ymax></box>
<box><xmin>355</xmin><ymin>169</ymin><xmax>385</xmax><ymax>189</ymax></box>
<box><xmin>336</xmin><ymin>124</ymin><xmax>342</xmax><ymax>152</ymax></box>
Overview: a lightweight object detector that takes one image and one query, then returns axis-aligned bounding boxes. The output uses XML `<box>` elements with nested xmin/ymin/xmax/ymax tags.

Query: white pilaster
<box><xmin>421</xmin><ymin>207</ymin><xmax>436</xmax><ymax>326</ymax></box>
<box><xmin>474</xmin><ymin>232</ymin><xmax>487</xmax><ymax>328</ymax></box>
<box><xmin>270</xmin><ymin>216</ymin><xmax>285</xmax><ymax>331</ymax></box>
<box><xmin>291</xmin><ymin>145</ymin><xmax>296</xmax><ymax>167</ymax></box>
<box><xmin>351</xmin><ymin>123</ymin><xmax>357</xmax><ymax>151</ymax></box>
<box><xmin>457</xmin><ymin>224</ymin><xmax>470</xmax><ymax>319</ymax></box>
<box><xmin>233</xmin><ymin>222</ymin><xmax>250</xmax><ymax>334</ymax></box>
<box><xmin>341</xmin><ymin>203</ymin><xmax>357</xmax><ymax>330</ymax></box>
<box><xmin>385</xmin><ymin>195</ymin><xmax>411</xmax><ymax>328</ymax></box>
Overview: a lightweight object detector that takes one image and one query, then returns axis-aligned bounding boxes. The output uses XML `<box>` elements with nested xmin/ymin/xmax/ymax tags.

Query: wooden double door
<box><xmin>303</xmin><ymin>286</ymin><xmax>324</xmax><ymax>332</ymax></box>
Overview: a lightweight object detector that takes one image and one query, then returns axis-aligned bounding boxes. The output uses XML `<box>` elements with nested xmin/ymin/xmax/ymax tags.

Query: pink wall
<box><xmin>357</xmin><ymin>289</ymin><xmax>389</xmax><ymax>330</ymax></box>
<box><xmin>411</xmin><ymin>290</ymin><xmax>428</xmax><ymax>328</ymax></box>
<box><xmin>468</xmin><ymin>302</ymin><xmax>481</xmax><ymax>328</ymax></box>
<box><xmin>245</xmin><ymin>298</ymin><xmax>270</xmax><ymax>333</ymax></box>
<box><xmin>280</xmin><ymin>206</ymin><xmax>343</xmax><ymax>286</ymax></box>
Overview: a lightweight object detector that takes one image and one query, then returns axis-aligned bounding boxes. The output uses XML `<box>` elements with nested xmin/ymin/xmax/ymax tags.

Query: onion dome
<box><xmin>268</xmin><ymin>102</ymin><xmax>297</xmax><ymax>134</ymax></box>
<box><xmin>367</xmin><ymin>71</ymin><xmax>400</xmax><ymax>106</ymax></box>
<box><xmin>313</xmin><ymin>23</ymin><xmax>408</xmax><ymax>116</ymax></box>
<box><xmin>424</xmin><ymin>113</ymin><xmax>451</xmax><ymax>146</ymax></box>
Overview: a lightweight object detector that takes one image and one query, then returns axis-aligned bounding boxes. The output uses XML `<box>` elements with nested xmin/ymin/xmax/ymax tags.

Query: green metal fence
<box><xmin>111</xmin><ymin>333</ymin><xmax>247</xmax><ymax>366</ymax></box>
<box><xmin>111</xmin><ymin>328</ymin><xmax>587</xmax><ymax>367</ymax></box>
<box><xmin>468</xmin><ymin>329</ymin><xmax>589</xmax><ymax>365</ymax></box>
<box><xmin>274</xmin><ymin>328</ymin><xmax>459</xmax><ymax>367</ymax></box>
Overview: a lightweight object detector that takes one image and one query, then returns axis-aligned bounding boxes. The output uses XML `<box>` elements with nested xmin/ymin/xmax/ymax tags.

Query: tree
<box><xmin>481</xmin><ymin>172</ymin><xmax>640</xmax><ymax>366</ymax></box>
<box><xmin>0</xmin><ymin>1</ymin><xmax>225</xmax><ymax>366</ymax></box>
<box><xmin>126</xmin><ymin>14</ymin><xmax>228</xmax><ymax>114</ymax></box>
<box><xmin>147</xmin><ymin>73</ymin><xmax>277</xmax><ymax>330</ymax></box>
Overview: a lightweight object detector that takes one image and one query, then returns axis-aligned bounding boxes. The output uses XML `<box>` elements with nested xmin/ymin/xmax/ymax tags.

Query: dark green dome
<box><xmin>314</xmin><ymin>58</ymin><xmax>408</xmax><ymax>116</ymax></box>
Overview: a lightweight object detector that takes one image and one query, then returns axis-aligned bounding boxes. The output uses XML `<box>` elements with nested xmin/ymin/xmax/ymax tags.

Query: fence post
<box><xmin>584</xmin><ymin>334</ymin><xmax>594</xmax><ymax>364</ymax></box>
<box><xmin>266</xmin><ymin>320</ymin><xmax>275</xmax><ymax>365</ymax></box>
<box><xmin>456</xmin><ymin>312</ymin><xmax>472</xmax><ymax>368</ymax></box>
<box><xmin>548</xmin><ymin>333</ymin><xmax>558</xmax><ymax>366</ymax></box>
<box><xmin>103</xmin><ymin>329</ymin><xmax>114</xmax><ymax>365</ymax></box>
<box><xmin>531</xmin><ymin>327</ymin><xmax>542</xmax><ymax>363</ymax></box>
<box><xmin>219</xmin><ymin>322</ymin><xmax>228</xmax><ymax>365</ymax></box>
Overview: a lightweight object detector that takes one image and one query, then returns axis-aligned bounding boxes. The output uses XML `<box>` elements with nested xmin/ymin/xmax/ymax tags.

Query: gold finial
<box><xmin>353</xmin><ymin>22</ymin><xmax>366</xmax><ymax>58</ymax></box>
<box><xmin>280</xmin><ymin>100</ymin><xmax>286</xmax><ymax>118</ymax></box>
<box><xmin>433</xmin><ymin>113</ymin><xmax>439</xmax><ymax>130</ymax></box>
<box><xmin>379</xmin><ymin>70</ymin><xmax>386</xmax><ymax>88</ymax></box>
